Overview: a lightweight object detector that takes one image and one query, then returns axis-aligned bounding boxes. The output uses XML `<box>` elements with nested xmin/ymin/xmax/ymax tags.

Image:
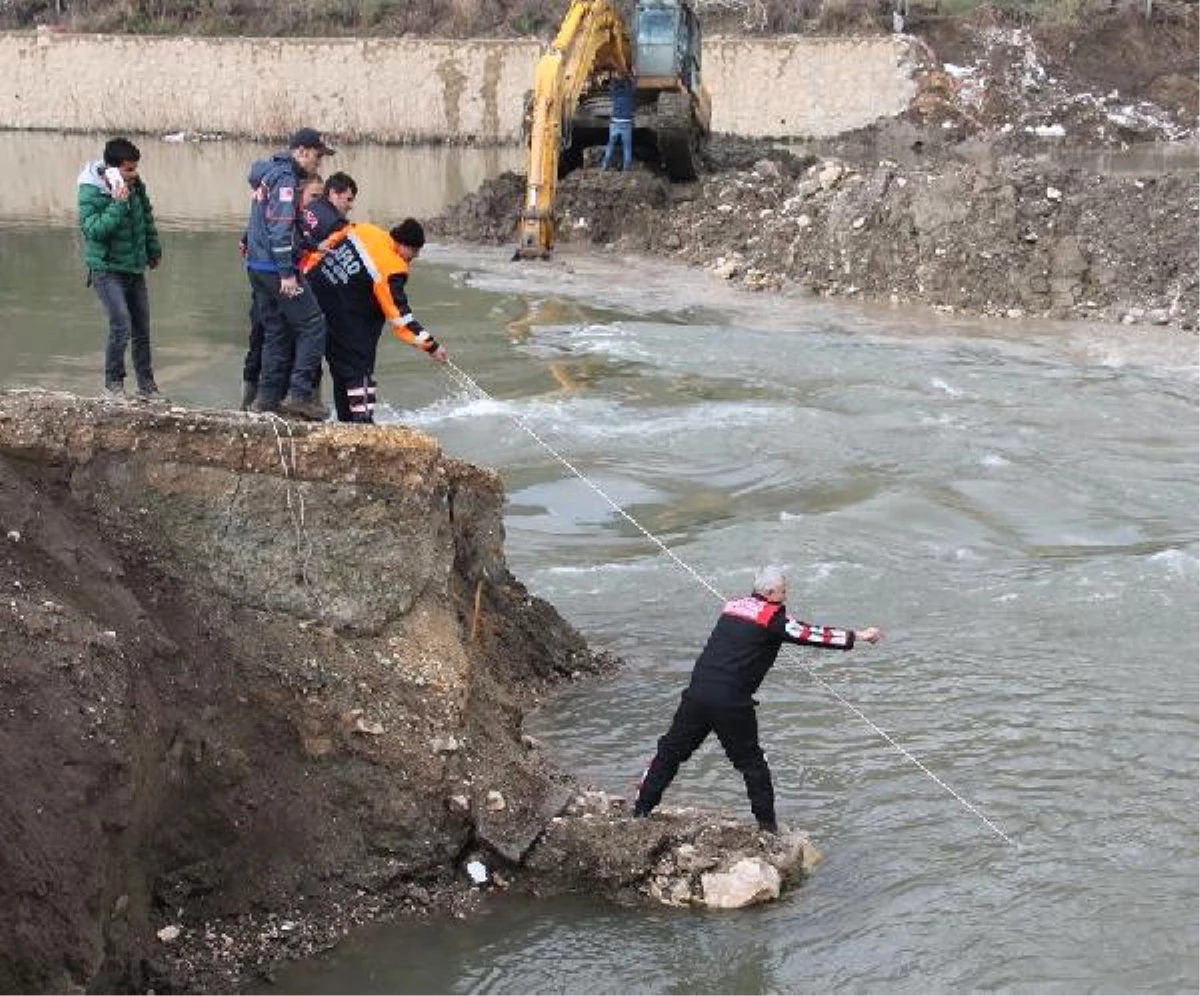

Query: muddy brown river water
<box><xmin>3</xmin><ymin>132</ymin><xmax>1196</xmax><ymax>995</ymax></box>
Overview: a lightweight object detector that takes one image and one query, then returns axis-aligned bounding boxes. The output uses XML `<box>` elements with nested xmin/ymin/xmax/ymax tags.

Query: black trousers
<box><xmin>320</xmin><ymin>300</ymin><xmax>381</xmax><ymax>424</ymax></box>
<box><xmin>635</xmin><ymin>692</ymin><xmax>775</xmax><ymax>826</ymax></box>
<box><xmin>247</xmin><ymin>270</ymin><xmax>326</xmax><ymax>403</ymax></box>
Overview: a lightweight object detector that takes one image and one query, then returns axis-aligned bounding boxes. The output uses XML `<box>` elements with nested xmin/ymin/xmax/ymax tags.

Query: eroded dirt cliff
<box><xmin>0</xmin><ymin>392</ymin><xmax>816</xmax><ymax>994</ymax></box>
<box><xmin>0</xmin><ymin>392</ymin><xmax>607</xmax><ymax>991</ymax></box>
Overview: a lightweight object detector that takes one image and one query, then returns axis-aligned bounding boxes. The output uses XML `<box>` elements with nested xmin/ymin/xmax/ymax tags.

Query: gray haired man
<box><xmin>633</xmin><ymin>565</ymin><xmax>883</xmax><ymax>832</ymax></box>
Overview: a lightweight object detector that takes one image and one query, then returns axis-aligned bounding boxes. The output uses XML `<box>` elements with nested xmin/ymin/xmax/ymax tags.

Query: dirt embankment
<box><xmin>0</xmin><ymin>393</ymin><xmax>816</xmax><ymax>994</ymax></box>
<box><xmin>432</xmin><ymin>11</ymin><xmax>1199</xmax><ymax>331</ymax></box>
<box><xmin>0</xmin><ymin>393</ymin><xmax>606</xmax><ymax>992</ymax></box>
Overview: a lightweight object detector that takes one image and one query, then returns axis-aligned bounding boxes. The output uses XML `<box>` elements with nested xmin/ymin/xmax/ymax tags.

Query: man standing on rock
<box><xmin>633</xmin><ymin>565</ymin><xmax>883</xmax><ymax>832</ymax></box>
<box><xmin>304</xmin><ymin>218</ymin><xmax>447</xmax><ymax>423</ymax></box>
<box><xmin>243</xmin><ymin>127</ymin><xmax>334</xmax><ymax>420</ymax></box>
<box><xmin>77</xmin><ymin>136</ymin><xmax>164</xmax><ymax>402</ymax></box>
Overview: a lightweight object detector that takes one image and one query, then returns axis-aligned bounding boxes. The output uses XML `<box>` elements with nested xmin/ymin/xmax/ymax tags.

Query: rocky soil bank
<box><xmin>432</xmin><ymin>13</ymin><xmax>1198</xmax><ymax>331</ymax></box>
<box><xmin>0</xmin><ymin>393</ymin><xmax>816</xmax><ymax>994</ymax></box>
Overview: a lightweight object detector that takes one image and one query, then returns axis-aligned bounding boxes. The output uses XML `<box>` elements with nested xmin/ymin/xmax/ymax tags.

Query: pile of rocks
<box><xmin>521</xmin><ymin>789</ymin><xmax>822</xmax><ymax>911</ymax></box>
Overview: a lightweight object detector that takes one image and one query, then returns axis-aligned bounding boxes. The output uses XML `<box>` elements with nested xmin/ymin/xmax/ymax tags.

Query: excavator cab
<box><xmin>567</xmin><ymin>0</ymin><xmax>710</xmax><ymax>180</ymax></box>
<box><xmin>626</xmin><ymin>0</ymin><xmax>710</xmax><ymax>180</ymax></box>
<box><xmin>634</xmin><ymin>0</ymin><xmax>700</xmax><ymax>91</ymax></box>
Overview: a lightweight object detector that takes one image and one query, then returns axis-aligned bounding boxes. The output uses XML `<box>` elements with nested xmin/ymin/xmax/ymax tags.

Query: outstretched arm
<box><xmin>771</xmin><ymin>612</ymin><xmax>883</xmax><ymax>650</ymax></box>
<box><xmin>379</xmin><ymin>272</ymin><xmax>447</xmax><ymax>362</ymax></box>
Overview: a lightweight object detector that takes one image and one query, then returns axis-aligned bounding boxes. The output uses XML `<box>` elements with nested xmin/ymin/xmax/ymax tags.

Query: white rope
<box><xmin>788</xmin><ymin>659</ymin><xmax>1015</xmax><ymax>845</ymax></box>
<box><xmin>261</xmin><ymin>413</ymin><xmax>315</xmax><ymax>590</ymax></box>
<box><xmin>444</xmin><ymin>358</ymin><xmax>1016</xmax><ymax>847</ymax></box>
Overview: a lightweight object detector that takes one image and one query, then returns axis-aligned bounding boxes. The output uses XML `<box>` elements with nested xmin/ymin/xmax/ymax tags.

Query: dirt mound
<box><xmin>430</xmin><ymin>164</ymin><xmax>680</xmax><ymax>249</ymax></box>
<box><xmin>429</xmin><ymin>170</ymin><xmax>526</xmax><ymax>246</ymax></box>
<box><xmin>428</xmin><ymin>141</ymin><xmax>816</xmax><ymax>249</ymax></box>
<box><xmin>433</xmin><ymin>14</ymin><xmax>1198</xmax><ymax>330</ymax></box>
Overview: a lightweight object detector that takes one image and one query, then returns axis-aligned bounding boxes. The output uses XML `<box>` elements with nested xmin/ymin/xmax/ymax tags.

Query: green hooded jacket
<box><xmin>77</xmin><ymin>160</ymin><xmax>162</xmax><ymax>274</ymax></box>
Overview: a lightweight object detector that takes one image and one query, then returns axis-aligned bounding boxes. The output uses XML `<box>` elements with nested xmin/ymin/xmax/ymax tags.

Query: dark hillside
<box><xmin>3</xmin><ymin>0</ymin><xmax>891</xmax><ymax>36</ymax></box>
<box><xmin>6</xmin><ymin>0</ymin><xmax>1194</xmax><ymax>114</ymax></box>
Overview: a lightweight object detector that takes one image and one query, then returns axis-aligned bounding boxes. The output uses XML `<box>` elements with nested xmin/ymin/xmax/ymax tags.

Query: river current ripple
<box><xmin>2</xmin><ymin>135</ymin><xmax>1195</xmax><ymax>994</ymax></box>
<box><xmin>383</xmin><ymin>252</ymin><xmax>1196</xmax><ymax>996</ymax></box>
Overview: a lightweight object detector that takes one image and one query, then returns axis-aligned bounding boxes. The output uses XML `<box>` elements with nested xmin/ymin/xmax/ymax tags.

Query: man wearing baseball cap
<box><xmin>242</xmin><ymin>126</ymin><xmax>335</xmax><ymax>420</ymax></box>
<box><xmin>289</xmin><ymin>127</ymin><xmax>336</xmax><ymax>157</ymax></box>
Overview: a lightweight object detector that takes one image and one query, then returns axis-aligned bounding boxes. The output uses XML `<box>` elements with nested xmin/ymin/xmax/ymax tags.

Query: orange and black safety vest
<box><xmin>303</xmin><ymin>223</ymin><xmax>439</xmax><ymax>355</ymax></box>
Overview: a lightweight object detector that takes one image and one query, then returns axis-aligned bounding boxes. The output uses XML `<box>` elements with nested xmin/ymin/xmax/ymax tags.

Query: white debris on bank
<box><xmin>938</xmin><ymin>25</ymin><xmax>1193</xmax><ymax>145</ymax></box>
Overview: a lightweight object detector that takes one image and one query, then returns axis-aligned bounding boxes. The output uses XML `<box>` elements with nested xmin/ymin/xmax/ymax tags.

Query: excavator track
<box><xmin>654</xmin><ymin>89</ymin><xmax>704</xmax><ymax>182</ymax></box>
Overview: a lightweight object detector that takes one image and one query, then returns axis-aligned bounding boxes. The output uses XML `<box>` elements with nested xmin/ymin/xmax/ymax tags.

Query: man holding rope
<box><xmin>304</xmin><ymin>217</ymin><xmax>447</xmax><ymax>423</ymax></box>
<box><xmin>633</xmin><ymin>565</ymin><xmax>883</xmax><ymax>833</ymax></box>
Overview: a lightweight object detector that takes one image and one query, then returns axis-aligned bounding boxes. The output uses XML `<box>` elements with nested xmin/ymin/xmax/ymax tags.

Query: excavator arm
<box><xmin>514</xmin><ymin>0</ymin><xmax>631</xmax><ymax>260</ymax></box>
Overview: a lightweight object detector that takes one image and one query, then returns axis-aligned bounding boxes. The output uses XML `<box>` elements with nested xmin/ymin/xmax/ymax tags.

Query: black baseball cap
<box><xmin>288</xmin><ymin>127</ymin><xmax>336</xmax><ymax>155</ymax></box>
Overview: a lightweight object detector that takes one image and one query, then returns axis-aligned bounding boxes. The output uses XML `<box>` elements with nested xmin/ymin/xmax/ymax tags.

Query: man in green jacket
<box><xmin>77</xmin><ymin>137</ymin><xmax>164</xmax><ymax>401</ymax></box>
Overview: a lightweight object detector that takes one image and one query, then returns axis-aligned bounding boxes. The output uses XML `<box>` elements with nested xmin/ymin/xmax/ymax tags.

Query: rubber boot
<box><xmin>280</xmin><ymin>394</ymin><xmax>328</xmax><ymax>422</ymax></box>
<box><xmin>240</xmin><ymin>381</ymin><xmax>257</xmax><ymax>411</ymax></box>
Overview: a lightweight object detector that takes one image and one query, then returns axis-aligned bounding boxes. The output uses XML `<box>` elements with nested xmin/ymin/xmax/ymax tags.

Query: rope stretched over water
<box><xmin>444</xmin><ymin>357</ymin><xmax>1016</xmax><ymax>847</ymax></box>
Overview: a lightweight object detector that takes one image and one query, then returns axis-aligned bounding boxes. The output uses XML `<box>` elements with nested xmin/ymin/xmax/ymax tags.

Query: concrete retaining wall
<box><xmin>705</xmin><ymin>36</ymin><xmax>917</xmax><ymax>137</ymax></box>
<box><xmin>0</xmin><ymin>30</ymin><xmax>916</xmax><ymax>141</ymax></box>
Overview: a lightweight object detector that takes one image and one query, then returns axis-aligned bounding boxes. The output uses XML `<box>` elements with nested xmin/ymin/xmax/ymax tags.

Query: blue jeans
<box><xmin>602</xmin><ymin>120</ymin><xmax>633</xmax><ymax>170</ymax></box>
<box><xmin>91</xmin><ymin>270</ymin><xmax>153</xmax><ymax>388</ymax></box>
<box><xmin>247</xmin><ymin>269</ymin><xmax>327</xmax><ymax>403</ymax></box>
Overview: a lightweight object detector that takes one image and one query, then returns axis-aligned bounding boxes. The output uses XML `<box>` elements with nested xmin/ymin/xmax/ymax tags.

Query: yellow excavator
<box><xmin>514</xmin><ymin>0</ymin><xmax>712</xmax><ymax>260</ymax></box>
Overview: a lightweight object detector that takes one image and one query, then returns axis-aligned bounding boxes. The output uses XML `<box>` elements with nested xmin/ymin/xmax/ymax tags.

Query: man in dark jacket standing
<box><xmin>601</xmin><ymin>71</ymin><xmax>636</xmax><ymax>171</ymax></box>
<box><xmin>77</xmin><ymin>137</ymin><xmax>163</xmax><ymax>401</ymax></box>
<box><xmin>633</xmin><ymin>565</ymin><xmax>883</xmax><ymax>832</ymax></box>
<box><xmin>243</xmin><ymin>127</ymin><xmax>333</xmax><ymax>420</ymax></box>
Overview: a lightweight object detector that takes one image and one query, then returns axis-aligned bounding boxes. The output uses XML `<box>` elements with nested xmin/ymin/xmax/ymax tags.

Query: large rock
<box><xmin>701</xmin><ymin>857</ymin><xmax>782</xmax><ymax>909</ymax></box>
<box><xmin>522</xmin><ymin>792</ymin><xmax>822</xmax><ymax>909</ymax></box>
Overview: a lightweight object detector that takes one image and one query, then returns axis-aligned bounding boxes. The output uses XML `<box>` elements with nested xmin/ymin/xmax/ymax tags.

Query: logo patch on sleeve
<box><xmin>279</xmin><ymin>186</ymin><xmax>294</xmax><ymax>203</ymax></box>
